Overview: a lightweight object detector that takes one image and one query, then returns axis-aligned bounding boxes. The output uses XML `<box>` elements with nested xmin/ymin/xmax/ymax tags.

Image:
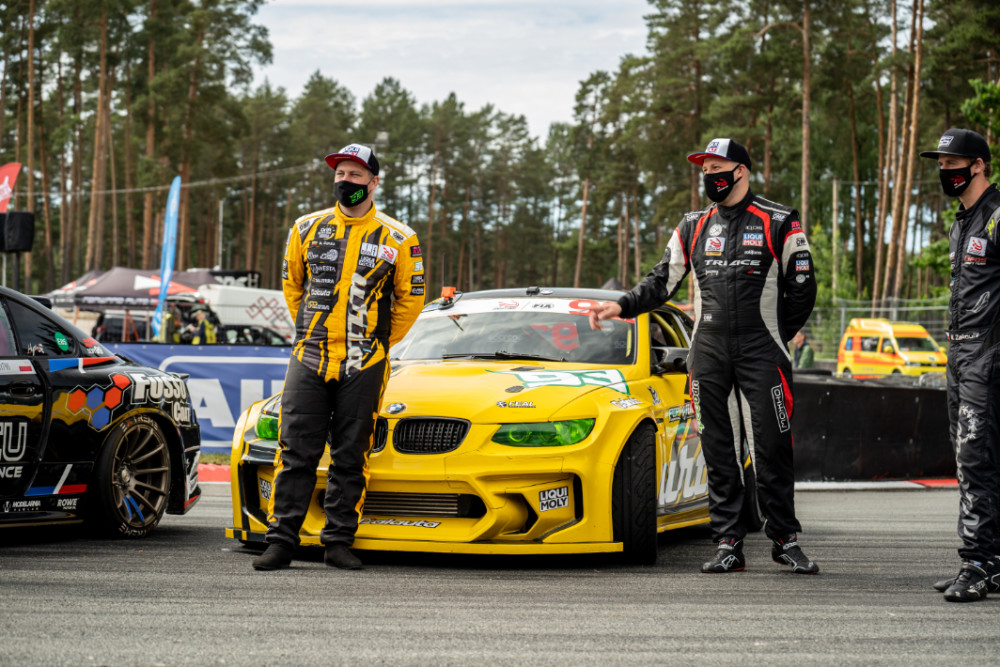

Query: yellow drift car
<box><xmin>226</xmin><ymin>288</ymin><xmax>761</xmax><ymax>563</ymax></box>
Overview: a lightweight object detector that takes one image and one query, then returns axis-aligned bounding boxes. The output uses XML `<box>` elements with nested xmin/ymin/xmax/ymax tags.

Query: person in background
<box><xmin>157</xmin><ymin>304</ymin><xmax>182</xmax><ymax>344</ymax></box>
<box><xmin>920</xmin><ymin>127</ymin><xmax>1000</xmax><ymax>602</ymax></box>
<box><xmin>790</xmin><ymin>330</ymin><xmax>814</xmax><ymax>369</ymax></box>
<box><xmin>187</xmin><ymin>307</ymin><xmax>216</xmax><ymax>345</ymax></box>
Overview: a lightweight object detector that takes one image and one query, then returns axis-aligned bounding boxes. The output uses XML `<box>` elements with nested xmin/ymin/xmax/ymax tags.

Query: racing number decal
<box><xmin>530</xmin><ymin>323</ymin><xmax>580</xmax><ymax>351</ymax></box>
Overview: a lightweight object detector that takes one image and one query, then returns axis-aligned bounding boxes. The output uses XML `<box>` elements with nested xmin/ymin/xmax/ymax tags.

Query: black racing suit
<box><xmin>265</xmin><ymin>202</ymin><xmax>424</xmax><ymax>550</ymax></box>
<box><xmin>618</xmin><ymin>189</ymin><xmax>816</xmax><ymax>542</ymax></box>
<box><xmin>945</xmin><ymin>183</ymin><xmax>1000</xmax><ymax>563</ymax></box>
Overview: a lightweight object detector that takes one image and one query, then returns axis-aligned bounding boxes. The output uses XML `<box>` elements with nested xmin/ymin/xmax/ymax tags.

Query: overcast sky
<box><xmin>253</xmin><ymin>0</ymin><xmax>653</xmax><ymax>140</ymax></box>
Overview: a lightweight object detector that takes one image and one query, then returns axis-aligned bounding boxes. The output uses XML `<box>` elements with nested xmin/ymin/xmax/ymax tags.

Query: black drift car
<box><xmin>0</xmin><ymin>286</ymin><xmax>200</xmax><ymax>537</ymax></box>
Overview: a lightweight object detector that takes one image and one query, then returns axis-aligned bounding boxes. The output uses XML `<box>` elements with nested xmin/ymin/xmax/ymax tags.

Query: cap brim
<box><xmin>324</xmin><ymin>154</ymin><xmax>372</xmax><ymax>171</ymax></box>
<box><xmin>686</xmin><ymin>152</ymin><xmax>712</xmax><ymax>166</ymax></box>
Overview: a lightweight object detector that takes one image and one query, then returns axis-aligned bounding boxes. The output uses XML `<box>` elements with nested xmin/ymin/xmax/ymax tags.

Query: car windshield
<box><xmin>896</xmin><ymin>336</ymin><xmax>939</xmax><ymax>352</ymax></box>
<box><xmin>393</xmin><ymin>297</ymin><xmax>636</xmax><ymax>365</ymax></box>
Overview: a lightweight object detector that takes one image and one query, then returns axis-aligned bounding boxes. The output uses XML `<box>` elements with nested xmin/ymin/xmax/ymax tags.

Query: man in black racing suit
<box><xmin>921</xmin><ymin>128</ymin><xmax>1000</xmax><ymax>602</ymax></box>
<box><xmin>589</xmin><ymin>138</ymin><xmax>818</xmax><ymax>574</ymax></box>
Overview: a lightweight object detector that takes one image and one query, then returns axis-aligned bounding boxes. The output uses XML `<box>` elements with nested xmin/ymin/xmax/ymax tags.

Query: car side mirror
<box><xmin>652</xmin><ymin>346</ymin><xmax>688</xmax><ymax>374</ymax></box>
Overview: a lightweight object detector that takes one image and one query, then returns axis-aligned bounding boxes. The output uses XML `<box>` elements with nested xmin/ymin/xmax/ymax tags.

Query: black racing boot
<box><xmin>934</xmin><ymin>558</ymin><xmax>1000</xmax><ymax>593</ymax></box>
<box><xmin>943</xmin><ymin>561</ymin><xmax>991</xmax><ymax>602</ymax></box>
<box><xmin>771</xmin><ymin>534</ymin><xmax>819</xmax><ymax>574</ymax></box>
<box><xmin>252</xmin><ymin>543</ymin><xmax>293</xmax><ymax>571</ymax></box>
<box><xmin>324</xmin><ymin>543</ymin><xmax>363</xmax><ymax>570</ymax></box>
<box><xmin>701</xmin><ymin>537</ymin><xmax>746</xmax><ymax>573</ymax></box>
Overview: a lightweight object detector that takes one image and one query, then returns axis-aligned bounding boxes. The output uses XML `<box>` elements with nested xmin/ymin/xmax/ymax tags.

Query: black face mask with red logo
<box><xmin>703</xmin><ymin>168</ymin><xmax>741</xmax><ymax>203</ymax></box>
<box><xmin>938</xmin><ymin>165</ymin><xmax>973</xmax><ymax>198</ymax></box>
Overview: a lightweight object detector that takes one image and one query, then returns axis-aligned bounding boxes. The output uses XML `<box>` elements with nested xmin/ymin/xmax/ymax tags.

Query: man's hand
<box><xmin>587</xmin><ymin>301</ymin><xmax>622</xmax><ymax>330</ymax></box>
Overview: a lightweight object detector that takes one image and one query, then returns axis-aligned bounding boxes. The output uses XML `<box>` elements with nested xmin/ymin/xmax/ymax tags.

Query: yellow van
<box><xmin>837</xmin><ymin>318</ymin><xmax>947</xmax><ymax>377</ymax></box>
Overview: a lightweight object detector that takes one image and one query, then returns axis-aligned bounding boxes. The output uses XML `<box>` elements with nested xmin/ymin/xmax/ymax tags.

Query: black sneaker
<box><xmin>943</xmin><ymin>561</ymin><xmax>990</xmax><ymax>602</ymax></box>
<box><xmin>701</xmin><ymin>537</ymin><xmax>746</xmax><ymax>573</ymax></box>
<box><xmin>934</xmin><ymin>558</ymin><xmax>1000</xmax><ymax>593</ymax></box>
<box><xmin>324</xmin><ymin>543</ymin><xmax>363</xmax><ymax>570</ymax></box>
<box><xmin>771</xmin><ymin>534</ymin><xmax>819</xmax><ymax>574</ymax></box>
<box><xmin>252</xmin><ymin>543</ymin><xmax>293</xmax><ymax>571</ymax></box>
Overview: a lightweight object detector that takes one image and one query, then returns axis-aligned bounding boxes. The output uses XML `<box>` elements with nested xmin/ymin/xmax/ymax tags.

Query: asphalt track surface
<box><xmin>2</xmin><ymin>484</ymin><xmax>999</xmax><ymax>666</ymax></box>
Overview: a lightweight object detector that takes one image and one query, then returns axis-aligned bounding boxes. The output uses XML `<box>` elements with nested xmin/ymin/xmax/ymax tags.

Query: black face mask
<box><xmin>703</xmin><ymin>168</ymin><xmax>741</xmax><ymax>203</ymax></box>
<box><xmin>334</xmin><ymin>178</ymin><xmax>372</xmax><ymax>209</ymax></box>
<box><xmin>939</xmin><ymin>166</ymin><xmax>973</xmax><ymax>198</ymax></box>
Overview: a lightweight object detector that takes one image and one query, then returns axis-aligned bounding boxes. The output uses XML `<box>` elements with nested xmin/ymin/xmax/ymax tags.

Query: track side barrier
<box><xmin>108</xmin><ymin>343</ymin><xmax>290</xmax><ymax>452</ymax></box>
<box><xmin>791</xmin><ymin>372</ymin><xmax>953</xmax><ymax>481</ymax></box>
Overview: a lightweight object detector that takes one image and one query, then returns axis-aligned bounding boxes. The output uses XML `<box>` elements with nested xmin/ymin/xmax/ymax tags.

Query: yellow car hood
<box><xmin>382</xmin><ymin>360</ymin><xmax>636</xmax><ymax>421</ymax></box>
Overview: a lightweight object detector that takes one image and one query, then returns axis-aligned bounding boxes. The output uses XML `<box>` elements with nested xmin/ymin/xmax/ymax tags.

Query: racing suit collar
<box><xmin>334</xmin><ymin>202</ymin><xmax>378</xmax><ymax>225</ymax></box>
<box><xmin>716</xmin><ymin>188</ymin><xmax>754</xmax><ymax>221</ymax></box>
<box><xmin>955</xmin><ymin>183</ymin><xmax>998</xmax><ymax>222</ymax></box>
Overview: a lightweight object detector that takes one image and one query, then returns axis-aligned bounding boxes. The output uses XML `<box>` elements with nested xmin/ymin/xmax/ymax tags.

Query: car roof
<box><xmin>450</xmin><ymin>287</ymin><xmax>626</xmax><ymax>301</ymax></box>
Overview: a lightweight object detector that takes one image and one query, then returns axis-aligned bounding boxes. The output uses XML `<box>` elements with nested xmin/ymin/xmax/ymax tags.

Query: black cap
<box><xmin>324</xmin><ymin>143</ymin><xmax>380</xmax><ymax>175</ymax></box>
<box><xmin>687</xmin><ymin>138</ymin><xmax>752</xmax><ymax>170</ymax></box>
<box><xmin>920</xmin><ymin>128</ymin><xmax>991</xmax><ymax>162</ymax></box>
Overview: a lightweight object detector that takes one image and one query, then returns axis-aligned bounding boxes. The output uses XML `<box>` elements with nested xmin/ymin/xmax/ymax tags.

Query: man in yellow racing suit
<box><xmin>253</xmin><ymin>143</ymin><xmax>425</xmax><ymax>571</ymax></box>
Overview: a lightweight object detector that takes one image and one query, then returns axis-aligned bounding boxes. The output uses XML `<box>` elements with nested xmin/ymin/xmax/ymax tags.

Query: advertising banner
<box><xmin>0</xmin><ymin>162</ymin><xmax>22</xmax><ymax>212</ymax></box>
<box><xmin>152</xmin><ymin>176</ymin><xmax>181</xmax><ymax>337</ymax></box>
<box><xmin>108</xmin><ymin>343</ymin><xmax>290</xmax><ymax>451</ymax></box>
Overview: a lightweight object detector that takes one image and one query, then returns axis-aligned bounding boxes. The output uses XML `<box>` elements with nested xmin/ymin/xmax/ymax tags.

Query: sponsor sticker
<box><xmin>610</xmin><ymin>397</ymin><xmax>643</xmax><ymax>409</ymax></box>
<box><xmin>706</xmin><ymin>237</ymin><xmax>725</xmax><ymax>254</ymax></box>
<box><xmin>411</xmin><ymin>275</ymin><xmax>425</xmax><ymax>285</ymax></box>
<box><xmin>411</xmin><ymin>245</ymin><xmax>422</xmax><ymax>257</ymax></box>
<box><xmin>378</xmin><ymin>244</ymin><xmax>398</xmax><ymax>264</ymax></box>
<box><xmin>743</xmin><ymin>233</ymin><xmax>763</xmax><ymax>247</ymax></box>
<box><xmin>259</xmin><ymin>478</ymin><xmax>271</xmax><ymax>501</ymax></box>
<box><xmin>0</xmin><ymin>360</ymin><xmax>35</xmax><ymax>376</ymax></box>
<box><xmin>414</xmin><ymin>261</ymin><xmax>424</xmax><ymax>273</ymax></box>
<box><xmin>709</xmin><ymin>224</ymin><xmax>723</xmax><ymax>236</ymax></box>
<box><xmin>539</xmin><ymin>486</ymin><xmax>569</xmax><ymax>512</ymax></box>
<box><xmin>411</xmin><ymin>287</ymin><xmax>424</xmax><ymax>296</ymax></box>
<box><xmin>496</xmin><ymin>400</ymin><xmax>536</xmax><ymax>408</ymax></box>
<box><xmin>667</xmin><ymin>403</ymin><xmax>695</xmax><ymax>422</ymax></box>
<box><xmin>771</xmin><ymin>385</ymin><xmax>790</xmax><ymax>432</ymax></box>
<box><xmin>795</xmin><ymin>259</ymin><xmax>810</xmax><ymax>271</ymax></box>
<box><xmin>967</xmin><ymin>237</ymin><xmax>987</xmax><ymax>257</ymax></box>
<box><xmin>360</xmin><ymin>517</ymin><xmax>441</xmax><ymax>528</ymax></box>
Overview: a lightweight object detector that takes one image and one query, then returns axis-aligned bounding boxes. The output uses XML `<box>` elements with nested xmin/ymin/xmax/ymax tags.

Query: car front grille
<box><xmin>372</xmin><ymin>417</ymin><xmax>388</xmax><ymax>452</ymax></box>
<box><xmin>392</xmin><ymin>418</ymin><xmax>470</xmax><ymax>454</ymax></box>
<box><xmin>363</xmin><ymin>492</ymin><xmax>486</xmax><ymax>518</ymax></box>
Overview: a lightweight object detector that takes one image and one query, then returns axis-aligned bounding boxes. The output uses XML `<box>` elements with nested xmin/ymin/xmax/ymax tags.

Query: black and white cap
<box><xmin>687</xmin><ymin>138</ymin><xmax>752</xmax><ymax>170</ymax></box>
<box><xmin>325</xmin><ymin>143</ymin><xmax>380</xmax><ymax>175</ymax></box>
<box><xmin>920</xmin><ymin>128</ymin><xmax>991</xmax><ymax>162</ymax></box>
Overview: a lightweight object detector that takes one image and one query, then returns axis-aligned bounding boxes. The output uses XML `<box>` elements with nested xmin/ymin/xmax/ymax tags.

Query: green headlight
<box><xmin>255</xmin><ymin>414</ymin><xmax>279</xmax><ymax>440</ymax></box>
<box><xmin>492</xmin><ymin>419</ymin><xmax>595</xmax><ymax>447</ymax></box>
<box><xmin>255</xmin><ymin>395</ymin><xmax>282</xmax><ymax>440</ymax></box>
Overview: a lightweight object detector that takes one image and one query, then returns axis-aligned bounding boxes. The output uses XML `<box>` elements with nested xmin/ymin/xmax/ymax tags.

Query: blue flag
<box><xmin>152</xmin><ymin>176</ymin><xmax>181</xmax><ymax>337</ymax></box>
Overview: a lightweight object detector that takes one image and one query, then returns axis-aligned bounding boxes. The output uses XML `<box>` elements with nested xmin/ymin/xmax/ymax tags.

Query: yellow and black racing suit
<box><xmin>266</xmin><ymin>202</ymin><xmax>425</xmax><ymax>549</ymax></box>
